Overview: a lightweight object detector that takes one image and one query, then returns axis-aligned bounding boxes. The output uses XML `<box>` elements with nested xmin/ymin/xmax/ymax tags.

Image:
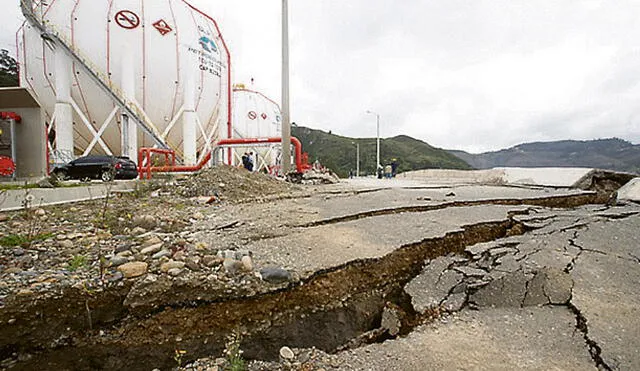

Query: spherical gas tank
<box><xmin>232</xmin><ymin>86</ymin><xmax>282</xmax><ymax>171</ymax></box>
<box><xmin>18</xmin><ymin>0</ymin><xmax>230</xmax><ymax>159</ymax></box>
<box><xmin>232</xmin><ymin>86</ymin><xmax>281</xmax><ymax>139</ymax></box>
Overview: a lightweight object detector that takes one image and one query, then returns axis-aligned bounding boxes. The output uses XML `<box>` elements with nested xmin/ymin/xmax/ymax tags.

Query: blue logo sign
<box><xmin>199</xmin><ymin>36</ymin><xmax>218</xmax><ymax>53</ymax></box>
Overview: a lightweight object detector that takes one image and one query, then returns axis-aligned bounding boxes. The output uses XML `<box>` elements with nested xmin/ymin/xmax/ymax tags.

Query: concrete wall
<box><xmin>3</xmin><ymin>107</ymin><xmax>47</xmax><ymax>178</ymax></box>
<box><xmin>397</xmin><ymin>169</ymin><xmax>506</xmax><ymax>185</ymax></box>
<box><xmin>0</xmin><ymin>88</ymin><xmax>47</xmax><ymax>179</ymax></box>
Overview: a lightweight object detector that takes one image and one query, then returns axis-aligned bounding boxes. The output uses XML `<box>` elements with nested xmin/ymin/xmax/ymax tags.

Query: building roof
<box><xmin>0</xmin><ymin>88</ymin><xmax>40</xmax><ymax>108</ymax></box>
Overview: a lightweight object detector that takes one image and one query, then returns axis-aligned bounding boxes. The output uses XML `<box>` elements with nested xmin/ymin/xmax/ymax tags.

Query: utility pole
<box><xmin>281</xmin><ymin>0</ymin><xmax>291</xmax><ymax>173</ymax></box>
<box><xmin>366</xmin><ymin>110</ymin><xmax>381</xmax><ymax>171</ymax></box>
<box><xmin>352</xmin><ymin>141</ymin><xmax>360</xmax><ymax>177</ymax></box>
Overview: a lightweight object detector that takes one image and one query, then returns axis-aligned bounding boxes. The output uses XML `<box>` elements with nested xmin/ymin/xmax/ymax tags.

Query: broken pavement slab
<box><xmin>617</xmin><ymin>177</ymin><xmax>640</xmax><ymax>203</ymax></box>
<box><xmin>404</xmin><ymin>256</ymin><xmax>463</xmax><ymax>313</ymax></box>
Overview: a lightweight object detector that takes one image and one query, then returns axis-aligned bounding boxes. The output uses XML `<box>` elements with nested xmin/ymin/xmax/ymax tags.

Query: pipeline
<box><xmin>138</xmin><ymin>137</ymin><xmax>304</xmax><ymax>178</ymax></box>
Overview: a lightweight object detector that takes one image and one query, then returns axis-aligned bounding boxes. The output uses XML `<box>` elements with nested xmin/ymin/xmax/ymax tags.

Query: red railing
<box><xmin>137</xmin><ymin>148</ymin><xmax>177</xmax><ymax>180</ymax></box>
<box><xmin>137</xmin><ymin>137</ymin><xmax>304</xmax><ymax>179</ymax></box>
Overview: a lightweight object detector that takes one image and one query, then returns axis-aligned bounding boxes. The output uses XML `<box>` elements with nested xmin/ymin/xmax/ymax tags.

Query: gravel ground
<box><xmin>0</xmin><ymin>166</ymin><xmax>309</xmax><ymax>308</ymax></box>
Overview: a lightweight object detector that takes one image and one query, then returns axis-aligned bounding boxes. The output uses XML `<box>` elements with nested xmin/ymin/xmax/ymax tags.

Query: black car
<box><xmin>52</xmin><ymin>155</ymin><xmax>138</xmax><ymax>182</ymax></box>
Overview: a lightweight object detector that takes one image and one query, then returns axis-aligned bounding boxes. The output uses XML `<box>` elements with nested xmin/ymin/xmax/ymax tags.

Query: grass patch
<box><xmin>68</xmin><ymin>255</ymin><xmax>87</xmax><ymax>272</ymax></box>
<box><xmin>0</xmin><ymin>232</ymin><xmax>53</xmax><ymax>247</ymax></box>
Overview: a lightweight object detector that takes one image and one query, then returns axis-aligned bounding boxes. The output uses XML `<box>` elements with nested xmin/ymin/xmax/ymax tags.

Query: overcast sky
<box><xmin>2</xmin><ymin>0</ymin><xmax>639</xmax><ymax>153</ymax></box>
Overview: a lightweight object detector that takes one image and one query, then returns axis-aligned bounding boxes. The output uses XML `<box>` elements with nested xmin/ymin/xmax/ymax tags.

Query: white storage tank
<box><xmin>231</xmin><ymin>84</ymin><xmax>282</xmax><ymax>171</ymax></box>
<box><xmin>17</xmin><ymin>0</ymin><xmax>231</xmax><ymax>166</ymax></box>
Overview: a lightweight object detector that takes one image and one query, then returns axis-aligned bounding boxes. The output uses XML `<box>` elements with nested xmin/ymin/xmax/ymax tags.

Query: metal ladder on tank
<box><xmin>20</xmin><ymin>0</ymin><xmax>173</xmax><ymax>154</ymax></box>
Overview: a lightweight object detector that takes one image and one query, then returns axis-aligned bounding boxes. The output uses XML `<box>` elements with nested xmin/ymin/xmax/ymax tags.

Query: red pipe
<box><xmin>143</xmin><ymin>137</ymin><xmax>303</xmax><ymax>174</ymax></box>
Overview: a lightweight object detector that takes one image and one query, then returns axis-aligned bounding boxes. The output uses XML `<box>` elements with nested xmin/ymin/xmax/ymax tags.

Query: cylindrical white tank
<box><xmin>231</xmin><ymin>85</ymin><xmax>282</xmax><ymax>171</ymax></box>
<box><xmin>17</xmin><ymin>0</ymin><xmax>231</xmax><ymax>165</ymax></box>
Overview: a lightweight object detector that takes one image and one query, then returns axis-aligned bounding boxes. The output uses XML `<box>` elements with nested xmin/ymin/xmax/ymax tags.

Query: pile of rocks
<box><xmin>169</xmin><ymin>165</ymin><xmax>298</xmax><ymax>201</ymax></box>
<box><xmin>296</xmin><ymin>169</ymin><xmax>341</xmax><ymax>185</ymax></box>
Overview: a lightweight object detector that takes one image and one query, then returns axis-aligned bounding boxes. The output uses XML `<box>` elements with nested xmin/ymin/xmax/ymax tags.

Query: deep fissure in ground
<box><xmin>0</xmin><ymin>192</ymin><xmax>611</xmax><ymax>370</ymax></box>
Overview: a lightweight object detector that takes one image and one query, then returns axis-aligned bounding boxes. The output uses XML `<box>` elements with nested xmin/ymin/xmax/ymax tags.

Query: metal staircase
<box><xmin>20</xmin><ymin>0</ymin><xmax>171</xmax><ymax>152</ymax></box>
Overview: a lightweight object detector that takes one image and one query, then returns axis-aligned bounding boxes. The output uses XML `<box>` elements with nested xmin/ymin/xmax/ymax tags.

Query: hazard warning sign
<box><xmin>114</xmin><ymin>10</ymin><xmax>140</xmax><ymax>30</ymax></box>
<box><xmin>153</xmin><ymin>19</ymin><xmax>173</xmax><ymax>36</ymax></box>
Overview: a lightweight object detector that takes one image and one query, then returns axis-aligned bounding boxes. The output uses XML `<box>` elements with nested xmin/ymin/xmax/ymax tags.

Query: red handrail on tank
<box><xmin>138</xmin><ymin>137</ymin><xmax>304</xmax><ymax>179</ymax></box>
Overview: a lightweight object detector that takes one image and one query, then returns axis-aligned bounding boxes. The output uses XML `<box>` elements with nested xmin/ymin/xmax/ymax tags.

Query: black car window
<box><xmin>73</xmin><ymin>156</ymin><xmax>114</xmax><ymax>164</ymax></box>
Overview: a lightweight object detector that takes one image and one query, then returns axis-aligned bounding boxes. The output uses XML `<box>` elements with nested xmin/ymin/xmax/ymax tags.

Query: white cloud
<box><xmin>2</xmin><ymin>0</ymin><xmax>640</xmax><ymax>152</ymax></box>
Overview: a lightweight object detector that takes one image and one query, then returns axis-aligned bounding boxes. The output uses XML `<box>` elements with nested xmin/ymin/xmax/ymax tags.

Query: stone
<box><xmin>109</xmin><ymin>256</ymin><xmax>129</xmax><ymax>267</ymax></box>
<box><xmin>185</xmin><ymin>257</ymin><xmax>201</xmax><ymax>271</ymax></box>
<box><xmin>132</xmin><ymin>215</ymin><xmax>157</xmax><ymax>230</ymax></box>
<box><xmin>141</xmin><ymin>243</ymin><xmax>163</xmax><ymax>255</ymax></box>
<box><xmin>59</xmin><ymin>240</ymin><xmax>74</xmax><ymax>249</ymax></box>
<box><xmin>0</xmin><ymin>214</ymin><xmax>8</xmax><ymax>222</ymax></box>
<box><xmin>203</xmin><ymin>255</ymin><xmax>223</xmax><ymax>267</ymax></box>
<box><xmin>17</xmin><ymin>289</ymin><xmax>33</xmax><ymax>296</ymax></box>
<box><xmin>107</xmin><ymin>271</ymin><xmax>124</xmax><ymax>282</ymax></box>
<box><xmin>381</xmin><ymin>305</ymin><xmax>402</xmax><ymax>336</ymax></box>
<box><xmin>37</xmin><ymin>177</ymin><xmax>55</xmax><ymax>188</ymax></box>
<box><xmin>241</xmin><ymin>255</ymin><xmax>253</xmax><ymax>272</ymax></box>
<box><xmin>34</xmin><ymin>209</ymin><xmax>46</xmax><ymax>217</ymax></box>
<box><xmin>152</xmin><ymin>249</ymin><xmax>172</xmax><ymax>259</ymax></box>
<box><xmin>114</xmin><ymin>244</ymin><xmax>131</xmax><ymax>254</ymax></box>
<box><xmin>217</xmin><ymin>250</ymin><xmax>237</xmax><ymax>260</ymax></box>
<box><xmin>12</xmin><ymin>248</ymin><xmax>25</xmax><ymax>257</ymax></box>
<box><xmin>131</xmin><ymin>227</ymin><xmax>147</xmax><ymax>235</ymax></box>
<box><xmin>223</xmin><ymin>259</ymin><xmax>244</xmax><ymax>275</ymax></box>
<box><xmin>167</xmin><ymin>268</ymin><xmax>183</xmax><ymax>277</ymax></box>
<box><xmin>160</xmin><ymin>260</ymin><xmax>185</xmax><ymax>273</ymax></box>
<box><xmin>279</xmin><ymin>346</ymin><xmax>295</xmax><ymax>360</ymax></box>
<box><xmin>173</xmin><ymin>251</ymin><xmax>186</xmax><ymax>261</ymax></box>
<box><xmin>118</xmin><ymin>262</ymin><xmax>148</xmax><ymax>278</ymax></box>
<box><xmin>142</xmin><ymin>235</ymin><xmax>163</xmax><ymax>247</ymax></box>
<box><xmin>260</xmin><ymin>267</ymin><xmax>292</xmax><ymax>284</ymax></box>
<box><xmin>5</xmin><ymin>267</ymin><xmax>22</xmax><ymax>274</ymax></box>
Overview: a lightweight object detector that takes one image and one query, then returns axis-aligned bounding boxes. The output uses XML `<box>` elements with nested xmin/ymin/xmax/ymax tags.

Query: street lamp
<box><xmin>366</xmin><ymin>110</ymin><xmax>380</xmax><ymax>171</ymax></box>
<box><xmin>351</xmin><ymin>141</ymin><xmax>360</xmax><ymax>177</ymax></box>
<box><xmin>281</xmin><ymin>0</ymin><xmax>291</xmax><ymax>173</ymax></box>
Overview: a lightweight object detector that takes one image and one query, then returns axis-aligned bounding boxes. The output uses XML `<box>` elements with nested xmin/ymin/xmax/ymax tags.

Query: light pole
<box><xmin>352</xmin><ymin>141</ymin><xmax>360</xmax><ymax>177</ymax></box>
<box><xmin>366</xmin><ymin>110</ymin><xmax>380</xmax><ymax>172</ymax></box>
<box><xmin>281</xmin><ymin>0</ymin><xmax>291</xmax><ymax>173</ymax></box>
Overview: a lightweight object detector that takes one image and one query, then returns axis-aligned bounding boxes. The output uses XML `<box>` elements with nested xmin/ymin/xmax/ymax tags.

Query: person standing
<box><xmin>241</xmin><ymin>153</ymin><xmax>250</xmax><ymax>171</ymax></box>
<box><xmin>391</xmin><ymin>159</ymin><xmax>398</xmax><ymax>177</ymax></box>
<box><xmin>247</xmin><ymin>152</ymin><xmax>255</xmax><ymax>172</ymax></box>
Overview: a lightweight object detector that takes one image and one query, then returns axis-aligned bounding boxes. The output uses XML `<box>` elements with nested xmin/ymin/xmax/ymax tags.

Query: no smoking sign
<box><xmin>114</xmin><ymin>10</ymin><xmax>140</xmax><ymax>29</ymax></box>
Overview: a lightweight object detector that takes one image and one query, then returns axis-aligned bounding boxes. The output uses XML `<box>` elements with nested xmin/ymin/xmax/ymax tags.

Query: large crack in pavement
<box><xmin>299</xmin><ymin>193</ymin><xmax>598</xmax><ymax>227</ymax></box>
<box><xmin>0</xmin><ymin>191</ymin><xmax>629</xmax><ymax>370</ymax></box>
<box><xmin>568</xmin><ymin>301</ymin><xmax>613</xmax><ymax>371</ymax></box>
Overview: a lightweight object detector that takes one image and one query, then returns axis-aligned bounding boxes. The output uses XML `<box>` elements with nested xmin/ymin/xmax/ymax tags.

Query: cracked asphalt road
<box><xmin>313</xmin><ymin>183</ymin><xmax>640</xmax><ymax>370</ymax></box>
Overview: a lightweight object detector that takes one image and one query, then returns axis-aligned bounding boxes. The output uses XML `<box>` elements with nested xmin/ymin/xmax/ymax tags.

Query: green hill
<box><xmin>292</xmin><ymin>126</ymin><xmax>472</xmax><ymax>177</ymax></box>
